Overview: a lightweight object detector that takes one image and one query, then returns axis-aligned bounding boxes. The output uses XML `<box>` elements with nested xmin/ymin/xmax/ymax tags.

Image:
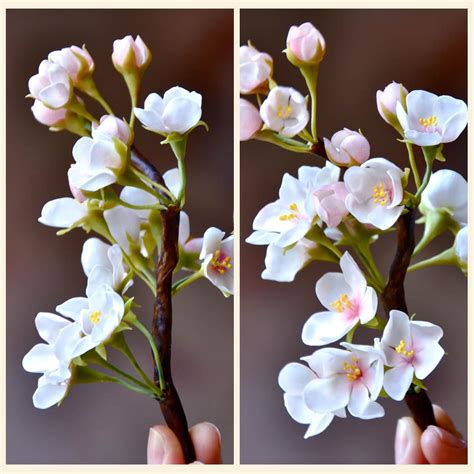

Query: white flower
<box><xmin>302</xmin><ymin>343</ymin><xmax>385</xmax><ymax>420</ymax></box>
<box><xmin>240</xmin><ymin>45</ymin><xmax>273</xmax><ymax>94</ymax></box>
<box><xmin>104</xmin><ymin>206</ymin><xmax>142</xmax><ymax>254</ymax></box>
<box><xmin>278</xmin><ymin>362</ymin><xmax>345</xmax><ymax>438</ymax></box>
<box><xmin>455</xmin><ymin>226</ymin><xmax>468</xmax><ymax>264</ymax></box>
<box><xmin>302</xmin><ymin>252</ymin><xmax>377</xmax><ymax>346</ymax></box>
<box><xmin>396</xmin><ymin>90</ymin><xmax>467</xmax><ymax>146</ymax></box>
<box><xmin>260</xmin><ymin>86</ymin><xmax>309</xmax><ymax>137</ymax></box>
<box><xmin>56</xmin><ymin>286</ymin><xmax>125</xmax><ymax>358</ymax></box>
<box><xmin>261</xmin><ymin>239</ymin><xmax>317</xmax><ymax>283</ymax></box>
<box><xmin>68</xmin><ymin>136</ymin><xmax>123</xmax><ymax>192</ymax></box>
<box><xmin>377</xmin><ymin>310</ymin><xmax>444</xmax><ymax>401</ymax></box>
<box><xmin>23</xmin><ymin>313</ymin><xmax>83</xmax><ymax>409</ymax></box>
<box><xmin>247</xmin><ymin>163</ymin><xmax>340</xmax><ymax>249</ymax></box>
<box><xmin>323</xmin><ymin>128</ymin><xmax>370</xmax><ymax>166</ymax></box>
<box><xmin>344</xmin><ymin>158</ymin><xmax>405</xmax><ymax>230</ymax></box>
<box><xmin>28</xmin><ymin>60</ymin><xmax>72</xmax><ymax>109</ymax></box>
<box><xmin>38</xmin><ymin>197</ymin><xmax>88</xmax><ymax>228</ymax></box>
<box><xmin>420</xmin><ymin>169</ymin><xmax>467</xmax><ymax>226</ymax></box>
<box><xmin>81</xmin><ymin>238</ymin><xmax>131</xmax><ymax>296</ymax></box>
<box><xmin>200</xmin><ymin>227</ymin><xmax>234</xmax><ymax>296</ymax></box>
<box><xmin>92</xmin><ymin>115</ymin><xmax>131</xmax><ymax>145</ymax></box>
<box><xmin>134</xmin><ymin>87</ymin><xmax>202</xmax><ymax>135</ymax></box>
<box><xmin>48</xmin><ymin>45</ymin><xmax>94</xmax><ymax>83</ymax></box>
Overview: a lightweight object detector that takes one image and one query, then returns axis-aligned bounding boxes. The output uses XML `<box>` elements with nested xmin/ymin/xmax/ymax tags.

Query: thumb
<box><xmin>421</xmin><ymin>426</ymin><xmax>467</xmax><ymax>464</ymax></box>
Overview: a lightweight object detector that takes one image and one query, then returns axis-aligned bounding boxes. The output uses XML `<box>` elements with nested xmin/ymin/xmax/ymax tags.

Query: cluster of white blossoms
<box><xmin>243</xmin><ymin>22</ymin><xmax>467</xmax><ymax>439</ymax></box>
<box><xmin>24</xmin><ymin>35</ymin><xmax>233</xmax><ymax>410</ymax></box>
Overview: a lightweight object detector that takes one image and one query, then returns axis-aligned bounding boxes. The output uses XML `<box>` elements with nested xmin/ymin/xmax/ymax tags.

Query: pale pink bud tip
<box><xmin>240</xmin><ymin>99</ymin><xmax>262</xmax><ymax>141</ymax></box>
<box><xmin>31</xmin><ymin>100</ymin><xmax>67</xmax><ymax>126</ymax></box>
<box><xmin>112</xmin><ymin>35</ymin><xmax>150</xmax><ymax>68</ymax></box>
<box><xmin>92</xmin><ymin>115</ymin><xmax>131</xmax><ymax>144</ymax></box>
<box><xmin>287</xmin><ymin>22</ymin><xmax>326</xmax><ymax>64</ymax></box>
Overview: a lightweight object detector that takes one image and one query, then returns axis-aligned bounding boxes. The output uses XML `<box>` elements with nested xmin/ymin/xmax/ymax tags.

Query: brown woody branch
<box><xmin>381</xmin><ymin>209</ymin><xmax>436</xmax><ymax>431</ymax></box>
<box><xmin>131</xmin><ymin>147</ymin><xmax>196</xmax><ymax>463</ymax></box>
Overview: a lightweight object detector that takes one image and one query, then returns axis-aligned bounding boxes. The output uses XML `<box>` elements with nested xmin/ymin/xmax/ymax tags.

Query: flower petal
<box><xmin>278</xmin><ymin>362</ymin><xmax>317</xmax><ymax>394</ymax></box>
<box><xmin>35</xmin><ymin>312</ymin><xmax>69</xmax><ymax>344</ymax></box>
<box><xmin>38</xmin><ymin>198</ymin><xmax>87</xmax><ymax>228</ymax></box>
<box><xmin>303</xmin><ymin>375</ymin><xmax>351</xmax><ymax>413</ymax></box>
<box><xmin>302</xmin><ymin>311</ymin><xmax>356</xmax><ymax>346</ymax></box>
<box><xmin>383</xmin><ymin>363</ymin><xmax>414</xmax><ymax>401</ymax></box>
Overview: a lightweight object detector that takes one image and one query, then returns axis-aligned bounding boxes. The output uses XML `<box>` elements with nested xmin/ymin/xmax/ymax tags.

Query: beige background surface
<box><xmin>6</xmin><ymin>9</ymin><xmax>234</xmax><ymax>464</ymax></box>
<box><xmin>240</xmin><ymin>9</ymin><xmax>467</xmax><ymax>464</ymax></box>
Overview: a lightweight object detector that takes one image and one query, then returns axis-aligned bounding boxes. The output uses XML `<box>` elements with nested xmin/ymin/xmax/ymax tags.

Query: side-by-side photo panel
<box><xmin>7</xmin><ymin>9</ymin><xmax>233</xmax><ymax>464</ymax></box>
<box><xmin>240</xmin><ymin>9</ymin><xmax>467</xmax><ymax>464</ymax></box>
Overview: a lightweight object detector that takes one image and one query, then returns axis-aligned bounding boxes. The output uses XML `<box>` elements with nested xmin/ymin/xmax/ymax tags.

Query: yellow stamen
<box><xmin>343</xmin><ymin>358</ymin><xmax>362</xmax><ymax>381</ymax></box>
<box><xmin>330</xmin><ymin>293</ymin><xmax>353</xmax><ymax>313</ymax></box>
<box><xmin>372</xmin><ymin>183</ymin><xmax>389</xmax><ymax>206</ymax></box>
<box><xmin>395</xmin><ymin>339</ymin><xmax>414</xmax><ymax>358</ymax></box>
<box><xmin>277</xmin><ymin>104</ymin><xmax>293</xmax><ymax>119</ymax></box>
<box><xmin>279</xmin><ymin>202</ymin><xmax>299</xmax><ymax>221</ymax></box>
<box><xmin>418</xmin><ymin>115</ymin><xmax>437</xmax><ymax>128</ymax></box>
<box><xmin>89</xmin><ymin>310</ymin><xmax>102</xmax><ymax>325</ymax></box>
<box><xmin>211</xmin><ymin>249</ymin><xmax>232</xmax><ymax>275</ymax></box>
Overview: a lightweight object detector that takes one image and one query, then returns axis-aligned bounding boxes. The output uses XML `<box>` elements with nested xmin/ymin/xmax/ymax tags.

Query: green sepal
<box><xmin>345</xmin><ymin>323</ymin><xmax>359</xmax><ymax>344</ymax></box>
<box><xmin>73</xmin><ymin>366</ymin><xmax>116</xmax><ymax>385</ymax></box>
<box><xmin>95</xmin><ymin>343</ymin><xmax>107</xmax><ymax>360</ymax></box>
<box><xmin>378</xmin><ymin>387</ymin><xmax>389</xmax><ymax>398</ymax></box>
<box><xmin>435</xmin><ymin>144</ymin><xmax>446</xmax><ymax>162</ymax></box>
<box><xmin>401</xmin><ymin>167</ymin><xmax>411</xmax><ymax>188</ymax></box>
<box><xmin>412</xmin><ymin>376</ymin><xmax>427</xmax><ymax>392</ymax></box>
<box><xmin>115</xmin><ymin>321</ymin><xmax>132</xmax><ymax>333</ymax></box>
<box><xmin>363</xmin><ymin>314</ymin><xmax>386</xmax><ymax>331</ymax></box>
<box><xmin>123</xmin><ymin>310</ymin><xmax>138</xmax><ymax>325</ymax></box>
<box><xmin>72</xmin><ymin>355</ymin><xmax>87</xmax><ymax>367</ymax></box>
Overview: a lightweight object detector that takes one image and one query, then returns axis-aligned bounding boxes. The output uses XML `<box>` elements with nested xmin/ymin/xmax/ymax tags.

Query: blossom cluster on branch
<box><xmin>23</xmin><ymin>35</ymin><xmax>234</xmax><ymax>411</ymax></box>
<box><xmin>241</xmin><ymin>22</ymin><xmax>467</xmax><ymax>438</ymax></box>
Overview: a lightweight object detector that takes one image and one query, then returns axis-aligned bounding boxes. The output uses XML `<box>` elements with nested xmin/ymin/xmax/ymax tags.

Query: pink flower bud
<box><xmin>240</xmin><ymin>45</ymin><xmax>273</xmax><ymax>94</ymax></box>
<box><xmin>92</xmin><ymin>115</ymin><xmax>132</xmax><ymax>145</ymax></box>
<box><xmin>324</xmin><ymin>128</ymin><xmax>370</xmax><ymax>166</ymax></box>
<box><xmin>314</xmin><ymin>182</ymin><xmax>349</xmax><ymax>228</ymax></box>
<box><xmin>240</xmin><ymin>99</ymin><xmax>262</xmax><ymax>141</ymax></box>
<box><xmin>31</xmin><ymin>100</ymin><xmax>67</xmax><ymax>126</ymax></box>
<box><xmin>286</xmin><ymin>22</ymin><xmax>326</xmax><ymax>65</ymax></box>
<box><xmin>48</xmin><ymin>46</ymin><xmax>94</xmax><ymax>83</ymax></box>
<box><xmin>112</xmin><ymin>35</ymin><xmax>151</xmax><ymax>70</ymax></box>
<box><xmin>376</xmin><ymin>82</ymin><xmax>408</xmax><ymax>127</ymax></box>
<box><xmin>68</xmin><ymin>179</ymin><xmax>86</xmax><ymax>203</ymax></box>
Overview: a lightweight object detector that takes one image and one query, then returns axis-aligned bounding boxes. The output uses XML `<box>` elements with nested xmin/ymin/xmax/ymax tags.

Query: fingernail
<box><xmin>147</xmin><ymin>427</ymin><xmax>165</xmax><ymax>464</ymax></box>
<box><xmin>426</xmin><ymin>426</ymin><xmax>467</xmax><ymax>449</ymax></box>
<box><xmin>395</xmin><ymin>418</ymin><xmax>410</xmax><ymax>463</ymax></box>
<box><xmin>204</xmin><ymin>422</ymin><xmax>222</xmax><ymax>443</ymax></box>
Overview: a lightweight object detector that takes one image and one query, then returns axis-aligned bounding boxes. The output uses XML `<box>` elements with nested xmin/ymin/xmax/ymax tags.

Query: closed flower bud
<box><xmin>240</xmin><ymin>45</ymin><xmax>273</xmax><ymax>94</ymax></box>
<box><xmin>48</xmin><ymin>45</ymin><xmax>94</xmax><ymax>84</ymax></box>
<box><xmin>240</xmin><ymin>99</ymin><xmax>262</xmax><ymax>141</ymax></box>
<box><xmin>286</xmin><ymin>22</ymin><xmax>326</xmax><ymax>66</ymax></box>
<box><xmin>112</xmin><ymin>35</ymin><xmax>151</xmax><ymax>73</ymax></box>
<box><xmin>376</xmin><ymin>82</ymin><xmax>408</xmax><ymax>132</ymax></box>
<box><xmin>92</xmin><ymin>115</ymin><xmax>132</xmax><ymax>145</ymax></box>
<box><xmin>324</xmin><ymin>128</ymin><xmax>370</xmax><ymax>166</ymax></box>
<box><xmin>31</xmin><ymin>100</ymin><xmax>67</xmax><ymax>127</ymax></box>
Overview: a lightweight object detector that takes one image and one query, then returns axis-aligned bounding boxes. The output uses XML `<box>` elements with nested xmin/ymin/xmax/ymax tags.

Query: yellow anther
<box><xmin>395</xmin><ymin>339</ymin><xmax>414</xmax><ymax>358</ymax></box>
<box><xmin>342</xmin><ymin>358</ymin><xmax>361</xmax><ymax>381</ymax></box>
<box><xmin>372</xmin><ymin>183</ymin><xmax>388</xmax><ymax>206</ymax></box>
<box><xmin>279</xmin><ymin>203</ymin><xmax>299</xmax><ymax>221</ymax></box>
<box><xmin>330</xmin><ymin>293</ymin><xmax>353</xmax><ymax>313</ymax></box>
<box><xmin>277</xmin><ymin>104</ymin><xmax>293</xmax><ymax>119</ymax></box>
<box><xmin>211</xmin><ymin>249</ymin><xmax>232</xmax><ymax>275</ymax></box>
<box><xmin>89</xmin><ymin>310</ymin><xmax>102</xmax><ymax>325</ymax></box>
<box><xmin>418</xmin><ymin>115</ymin><xmax>437</xmax><ymax>128</ymax></box>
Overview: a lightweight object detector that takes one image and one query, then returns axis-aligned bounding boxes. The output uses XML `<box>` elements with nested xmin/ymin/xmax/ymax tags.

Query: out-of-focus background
<box><xmin>240</xmin><ymin>9</ymin><xmax>467</xmax><ymax>464</ymax></box>
<box><xmin>7</xmin><ymin>9</ymin><xmax>233</xmax><ymax>464</ymax></box>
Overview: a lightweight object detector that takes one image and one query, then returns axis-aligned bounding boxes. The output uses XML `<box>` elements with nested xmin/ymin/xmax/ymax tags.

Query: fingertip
<box><xmin>189</xmin><ymin>422</ymin><xmax>222</xmax><ymax>464</ymax></box>
<box><xmin>432</xmin><ymin>404</ymin><xmax>463</xmax><ymax>438</ymax></box>
<box><xmin>147</xmin><ymin>425</ymin><xmax>185</xmax><ymax>464</ymax></box>
<box><xmin>421</xmin><ymin>425</ymin><xmax>467</xmax><ymax>464</ymax></box>
<box><xmin>394</xmin><ymin>417</ymin><xmax>427</xmax><ymax>464</ymax></box>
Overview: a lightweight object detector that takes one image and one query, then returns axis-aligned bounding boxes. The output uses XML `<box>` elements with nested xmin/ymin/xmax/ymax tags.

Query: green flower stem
<box><xmin>300</xmin><ymin>64</ymin><xmax>319</xmax><ymax>141</ymax></box>
<box><xmin>132</xmin><ymin>319</ymin><xmax>166</xmax><ymax>392</ymax></box>
<box><xmin>78</xmin><ymin>76</ymin><xmax>114</xmax><ymax>116</ymax></box>
<box><xmin>415</xmin><ymin>146</ymin><xmax>438</xmax><ymax>200</ymax></box>
<box><xmin>123</xmin><ymin>166</ymin><xmax>171</xmax><ymax>206</ymax></box>
<box><xmin>131</xmin><ymin>166</ymin><xmax>176</xmax><ymax>203</ymax></box>
<box><xmin>406</xmin><ymin>142</ymin><xmax>421</xmax><ymax>189</ymax></box>
<box><xmin>169</xmin><ymin>138</ymin><xmax>187</xmax><ymax>208</ymax></box>
<box><xmin>172</xmin><ymin>270</ymin><xmax>204</xmax><ymax>295</ymax></box>
<box><xmin>256</xmin><ymin>93</ymin><xmax>262</xmax><ymax>108</ymax></box>
<box><xmin>408</xmin><ymin>247</ymin><xmax>455</xmax><ymax>272</ymax></box>
<box><xmin>115</xmin><ymin>198</ymin><xmax>165</xmax><ymax>212</ymax></box>
<box><xmin>255</xmin><ymin>130</ymin><xmax>313</xmax><ymax>154</ymax></box>
<box><xmin>67</xmin><ymin>96</ymin><xmax>98</xmax><ymax>124</ymax></box>
<box><xmin>298</xmin><ymin>128</ymin><xmax>315</xmax><ymax>144</ymax></box>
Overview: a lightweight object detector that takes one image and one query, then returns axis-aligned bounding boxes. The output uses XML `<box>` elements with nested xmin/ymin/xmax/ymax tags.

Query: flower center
<box><xmin>279</xmin><ymin>202</ymin><xmax>299</xmax><ymax>221</ymax></box>
<box><xmin>372</xmin><ymin>183</ymin><xmax>389</xmax><ymax>206</ymax></box>
<box><xmin>343</xmin><ymin>356</ymin><xmax>362</xmax><ymax>381</ymax></box>
<box><xmin>211</xmin><ymin>249</ymin><xmax>232</xmax><ymax>275</ymax></box>
<box><xmin>395</xmin><ymin>339</ymin><xmax>414</xmax><ymax>358</ymax></box>
<box><xmin>89</xmin><ymin>310</ymin><xmax>102</xmax><ymax>325</ymax></box>
<box><xmin>277</xmin><ymin>104</ymin><xmax>293</xmax><ymax>119</ymax></box>
<box><xmin>330</xmin><ymin>293</ymin><xmax>353</xmax><ymax>313</ymax></box>
<box><xmin>419</xmin><ymin>115</ymin><xmax>437</xmax><ymax>129</ymax></box>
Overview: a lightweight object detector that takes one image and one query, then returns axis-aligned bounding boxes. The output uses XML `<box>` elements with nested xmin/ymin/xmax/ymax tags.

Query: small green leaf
<box><xmin>412</xmin><ymin>375</ymin><xmax>427</xmax><ymax>391</ymax></box>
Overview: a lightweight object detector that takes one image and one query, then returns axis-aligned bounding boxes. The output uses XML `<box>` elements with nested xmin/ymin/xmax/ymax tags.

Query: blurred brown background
<box><xmin>241</xmin><ymin>9</ymin><xmax>467</xmax><ymax>464</ymax></box>
<box><xmin>6</xmin><ymin>9</ymin><xmax>233</xmax><ymax>464</ymax></box>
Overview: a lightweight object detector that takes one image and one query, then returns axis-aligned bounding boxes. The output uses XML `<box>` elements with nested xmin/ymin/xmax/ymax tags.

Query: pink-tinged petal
<box><xmin>358</xmin><ymin>287</ymin><xmax>378</xmax><ymax>324</ymax></box>
<box><xmin>304</xmin><ymin>412</ymin><xmax>334</xmax><ymax>438</ymax></box>
<box><xmin>240</xmin><ymin>98</ymin><xmax>262</xmax><ymax>140</ymax></box>
<box><xmin>413</xmin><ymin>343</ymin><xmax>445</xmax><ymax>380</ymax></box>
<box><xmin>278</xmin><ymin>362</ymin><xmax>317</xmax><ymax>394</ymax></box>
<box><xmin>383</xmin><ymin>363</ymin><xmax>414</xmax><ymax>401</ymax></box>
<box><xmin>303</xmin><ymin>375</ymin><xmax>351</xmax><ymax>412</ymax></box>
<box><xmin>35</xmin><ymin>312</ymin><xmax>69</xmax><ymax>344</ymax></box>
<box><xmin>33</xmin><ymin>381</ymin><xmax>68</xmax><ymax>409</ymax></box>
<box><xmin>382</xmin><ymin>310</ymin><xmax>411</xmax><ymax>348</ymax></box>
<box><xmin>339</xmin><ymin>252</ymin><xmax>366</xmax><ymax>295</ymax></box>
<box><xmin>360</xmin><ymin>359</ymin><xmax>384</xmax><ymax>400</ymax></box>
<box><xmin>387</xmin><ymin>169</ymin><xmax>404</xmax><ymax>207</ymax></box>
<box><xmin>302</xmin><ymin>310</ymin><xmax>356</xmax><ymax>346</ymax></box>
<box><xmin>347</xmin><ymin>381</ymin><xmax>371</xmax><ymax>418</ymax></box>
<box><xmin>315</xmin><ymin>272</ymin><xmax>352</xmax><ymax>311</ymax></box>
<box><xmin>38</xmin><ymin>198</ymin><xmax>87</xmax><ymax>228</ymax></box>
<box><xmin>22</xmin><ymin>344</ymin><xmax>58</xmax><ymax>373</ymax></box>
